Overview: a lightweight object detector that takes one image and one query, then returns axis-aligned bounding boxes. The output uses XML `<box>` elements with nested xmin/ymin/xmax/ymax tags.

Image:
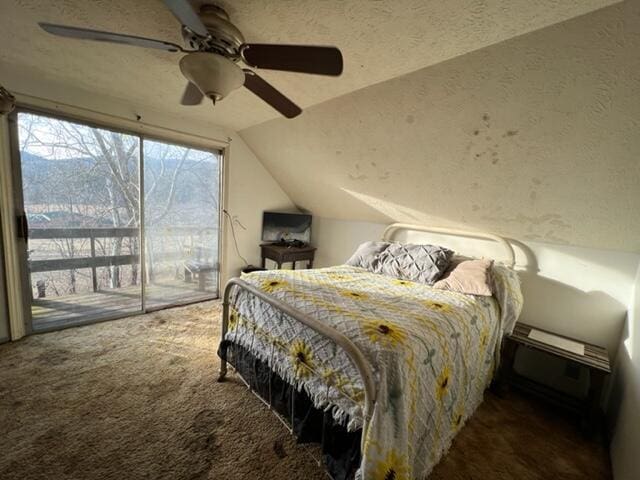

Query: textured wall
<box><xmin>241</xmin><ymin>1</ymin><xmax>640</xmax><ymax>252</ymax></box>
<box><xmin>0</xmin><ymin>0</ymin><xmax>618</xmax><ymax>130</ymax></box>
<box><xmin>610</xmin><ymin>265</ymin><xmax>640</xmax><ymax>479</ymax></box>
<box><xmin>311</xmin><ymin>217</ymin><xmax>640</xmax><ymax>356</ymax></box>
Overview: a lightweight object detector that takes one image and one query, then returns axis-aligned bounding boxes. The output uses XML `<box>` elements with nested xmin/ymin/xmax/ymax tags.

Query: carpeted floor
<box><xmin>0</xmin><ymin>301</ymin><xmax>611</xmax><ymax>480</ymax></box>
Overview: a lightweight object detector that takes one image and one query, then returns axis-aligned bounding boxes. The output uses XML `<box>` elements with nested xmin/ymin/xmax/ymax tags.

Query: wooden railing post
<box><xmin>36</xmin><ymin>280</ymin><xmax>46</xmax><ymax>298</ymax></box>
<box><xmin>90</xmin><ymin>235</ymin><xmax>98</xmax><ymax>292</ymax></box>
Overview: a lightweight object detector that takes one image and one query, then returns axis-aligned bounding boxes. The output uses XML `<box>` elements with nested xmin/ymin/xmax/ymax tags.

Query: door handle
<box><xmin>16</xmin><ymin>214</ymin><xmax>28</xmax><ymax>240</ymax></box>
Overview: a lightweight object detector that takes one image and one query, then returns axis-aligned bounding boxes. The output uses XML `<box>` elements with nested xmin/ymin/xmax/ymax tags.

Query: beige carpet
<box><xmin>0</xmin><ymin>301</ymin><xmax>611</xmax><ymax>480</ymax></box>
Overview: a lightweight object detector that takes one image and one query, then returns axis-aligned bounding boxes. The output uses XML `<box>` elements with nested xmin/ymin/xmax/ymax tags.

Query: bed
<box><xmin>217</xmin><ymin>224</ymin><xmax>523</xmax><ymax>479</ymax></box>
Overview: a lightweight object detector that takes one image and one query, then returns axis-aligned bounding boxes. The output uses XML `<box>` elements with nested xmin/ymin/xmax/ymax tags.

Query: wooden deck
<box><xmin>31</xmin><ymin>278</ymin><xmax>217</xmax><ymax>331</ymax></box>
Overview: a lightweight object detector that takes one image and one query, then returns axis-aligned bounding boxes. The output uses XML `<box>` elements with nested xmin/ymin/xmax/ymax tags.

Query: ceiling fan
<box><xmin>38</xmin><ymin>0</ymin><xmax>344</xmax><ymax>119</ymax></box>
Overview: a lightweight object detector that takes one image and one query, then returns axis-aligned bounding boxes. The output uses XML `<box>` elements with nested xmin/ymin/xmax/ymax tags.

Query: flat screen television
<box><xmin>262</xmin><ymin>211</ymin><xmax>312</xmax><ymax>245</ymax></box>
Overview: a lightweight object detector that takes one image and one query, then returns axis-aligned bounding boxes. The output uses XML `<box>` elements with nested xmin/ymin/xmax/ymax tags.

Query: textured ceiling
<box><xmin>241</xmin><ymin>2</ymin><xmax>640</xmax><ymax>252</ymax></box>
<box><xmin>0</xmin><ymin>0</ymin><xmax>620</xmax><ymax>131</ymax></box>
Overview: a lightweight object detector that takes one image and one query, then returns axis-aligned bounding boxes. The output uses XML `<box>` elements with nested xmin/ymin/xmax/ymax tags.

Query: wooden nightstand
<box><xmin>260</xmin><ymin>243</ymin><xmax>316</xmax><ymax>270</ymax></box>
<box><xmin>499</xmin><ymin>322</ymin><xmax>611</xmax><ymax>434</ymax></box>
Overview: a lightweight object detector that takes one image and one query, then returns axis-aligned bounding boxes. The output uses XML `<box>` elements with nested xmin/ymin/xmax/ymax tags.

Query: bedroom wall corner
<box><xmin>240</xmin><ymin>1</ymin><xmax>640</xmax><ymax>254</ymax></box>
<box><xmin>609</xmin><ymin>262</ymin><xmax>640</xmax><ymax>480</ymax></box>
<box><xmin>221</xmin><ymin>134</ymin><xmax>295</xmax><ymax>286</ymax></box>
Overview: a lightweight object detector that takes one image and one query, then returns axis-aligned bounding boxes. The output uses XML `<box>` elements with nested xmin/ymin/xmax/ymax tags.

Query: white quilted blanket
<box><xmin>224</xmin><ymin>265</ymin><xmax>522</xmax><ymax>479</ymax></box>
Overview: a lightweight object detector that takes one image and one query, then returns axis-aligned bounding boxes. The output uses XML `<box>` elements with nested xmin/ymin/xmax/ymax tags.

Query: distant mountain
<box><xmin>19</xmin><ymin>149</ymin><xmax>220</xmax><ymax>227</ymax></box>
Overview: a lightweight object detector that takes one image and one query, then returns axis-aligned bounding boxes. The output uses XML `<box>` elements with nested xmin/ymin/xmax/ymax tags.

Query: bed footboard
<box><xmin>218</xmin><ymin>277</ymin><xmax>377</xmax><ymax>452</ymax></box>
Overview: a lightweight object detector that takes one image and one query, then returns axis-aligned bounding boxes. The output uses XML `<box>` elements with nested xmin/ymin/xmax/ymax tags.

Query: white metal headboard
<box><xmin>382</xmin><ymin>223</ymin><xmax>516</xmax><ymax>268</ymax></box>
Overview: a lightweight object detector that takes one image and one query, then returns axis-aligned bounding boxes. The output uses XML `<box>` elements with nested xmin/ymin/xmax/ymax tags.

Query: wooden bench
<box><xmin>183</xmin><ymin>261</ymin><xmax>216</xmax><ymax>291</ymax></box>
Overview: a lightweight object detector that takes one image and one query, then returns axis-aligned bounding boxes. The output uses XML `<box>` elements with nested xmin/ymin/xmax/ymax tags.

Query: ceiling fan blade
<box><xmin>39</xmin><ymin>23</ymin><xmax>184</xmax><ymax>52</ymax></box>
<box><xmin>180</xmin><ymin>82</ymin><xmax>204</xmax><ymax>106</ymax></box>
<box><xmin>243</xmin><ymin>70</ymin><xmax>302</xmax><ymax>119</ymax></box>
<box><xmin>241</xmin><ymin>44</ymin><xmax>343</xmax><ymax>76</ymax></box>
<box><xmin>162</xmin><ymin>0</ymin><xmax>209</xmax><ymax>37</ymax></box>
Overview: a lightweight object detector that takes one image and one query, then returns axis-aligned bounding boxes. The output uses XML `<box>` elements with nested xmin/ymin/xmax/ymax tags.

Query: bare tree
<box><xmin>18</xmin><ymin>113</ymin><xmax>220</xmax><ymax>299</ymax></box>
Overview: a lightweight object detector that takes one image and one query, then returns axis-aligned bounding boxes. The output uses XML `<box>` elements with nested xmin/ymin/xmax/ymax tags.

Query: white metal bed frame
<box><xmin>217</xmin><ymin>223</ymin><xmax>516</xmax><ymax>471</ymax></box>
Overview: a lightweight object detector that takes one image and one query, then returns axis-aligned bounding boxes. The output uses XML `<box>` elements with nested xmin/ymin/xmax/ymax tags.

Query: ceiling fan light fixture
<box><xmin>38</xmin><ymin>1</ymin><xmax>344</xmax><ymax>118</ymax></box>
<box><xmin>179</xmin><ymin>52</ymin><xmax>243</xmax><ymax>101</ymax></box>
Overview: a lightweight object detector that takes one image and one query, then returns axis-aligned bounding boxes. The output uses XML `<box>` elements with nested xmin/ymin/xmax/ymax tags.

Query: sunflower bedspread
<box><xmin>223</xmin><ymin>265</ymin><xmax>522</xmax><ymax>479</ymax></box>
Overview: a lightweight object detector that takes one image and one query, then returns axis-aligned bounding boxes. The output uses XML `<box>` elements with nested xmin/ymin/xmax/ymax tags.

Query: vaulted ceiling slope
<box><xmin>240</xmin><ymin>1</ymin><xmax>640</xmax><ymax>252</ymax></box>
<box><xmin>0</xmin><ymin>0</ymin><xmax>619</xmax><ymax>131</ymax></box>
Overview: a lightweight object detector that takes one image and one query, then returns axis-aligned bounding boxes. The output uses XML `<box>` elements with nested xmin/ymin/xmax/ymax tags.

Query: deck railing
<box><xmin>28</xmin><ymin>226</ymin><xmax>218</xmax><ymax>295</ymax></box>
<box><xmin>29</xmin><ymin>228</ymin><xmax>139</xmax><ymax>293</ymax></box>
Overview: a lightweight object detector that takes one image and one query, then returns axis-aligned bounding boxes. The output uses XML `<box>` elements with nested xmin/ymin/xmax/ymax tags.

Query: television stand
<box><xmin>260</xmin><ymin>243</ymin><xmax>317</xmax><ymax>270</ymax></box>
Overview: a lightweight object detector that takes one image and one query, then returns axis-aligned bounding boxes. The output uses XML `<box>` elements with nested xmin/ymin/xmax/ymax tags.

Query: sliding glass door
<box><xmin>142</xmin><ymin>139</ymin><xmax>220</xmax><ymax>310</ymax></box>
<box><xmin>13</xmin><ymin>111</ymin><xmax>221</xmax><ymax>332</ymax></box>
<box><xmin>16</xmin><ymin>112</ymin><xmax>142</xmax><ymax>331</ymax></box>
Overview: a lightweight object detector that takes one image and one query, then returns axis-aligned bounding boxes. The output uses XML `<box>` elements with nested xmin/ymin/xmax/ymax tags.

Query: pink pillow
<box><xmin>433</xmin><ymin>259</ymin><xmax>493</xmax><ymax>296</ymax></box>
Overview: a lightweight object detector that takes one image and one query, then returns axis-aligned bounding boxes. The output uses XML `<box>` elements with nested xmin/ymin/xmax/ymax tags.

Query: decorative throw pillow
<box><xmin>345</xmin><ymin>241</ymin><xmax>390</xmax><ymax>271</ymax></box>
<box><xmin>433</xmin><ymin>258</ymin><xmax>494</xmax><ymax>296</ymax></box>
<box><xmin>375</xmin><ymin>243</ymin><xmax>453</xmax><ymax>285</ymax></box>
